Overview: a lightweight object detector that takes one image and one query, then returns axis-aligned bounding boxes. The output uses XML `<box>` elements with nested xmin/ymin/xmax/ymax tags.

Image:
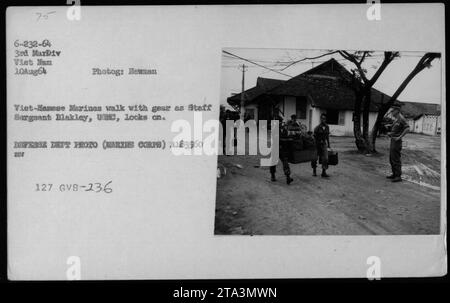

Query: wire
<box><xmin>222</xmin><ymin>50</ymin><xmax>293</xmax><ymax>78</ymax></box>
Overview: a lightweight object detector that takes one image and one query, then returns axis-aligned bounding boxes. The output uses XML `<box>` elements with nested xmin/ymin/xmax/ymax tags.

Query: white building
<box><xmin>412</xmin><ymin>114</ymin><xmax>441</xmax><ymax>135</ymax></box>
<box><xmin>401</xmin><ymin>102</ymin><xmax>441</xmax><ymax>136</ymax></box>
<box><xmin>228</xmin><ymin>59</ymin><xmax>387</xmax><ymax>136</ymax></box>
<box><xmin>267</xmin><ymin>95</ymin><xmax>379</xmax><ymax>137</ymax></box>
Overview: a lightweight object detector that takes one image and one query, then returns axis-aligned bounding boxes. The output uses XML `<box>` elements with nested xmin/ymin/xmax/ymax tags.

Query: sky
<box><xmin>220</xmin><ymin>48</ymin><xmax>442</xmax><ymax>108</ymax></box>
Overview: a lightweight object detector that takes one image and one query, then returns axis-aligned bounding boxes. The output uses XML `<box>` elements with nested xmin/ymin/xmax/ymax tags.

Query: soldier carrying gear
<box><xmin>311</xmin><ymin>113</ymin><xmax>331</xmax><ymax>178</ymax></box>
<box><xmin>270</xmin><ymin>115</ymin><xmax>294</xmax><ymax>185</ymax></box>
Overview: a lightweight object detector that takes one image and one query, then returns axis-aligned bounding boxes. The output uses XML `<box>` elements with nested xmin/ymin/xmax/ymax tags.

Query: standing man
<box><xmin>311</xmin><ymin>113</ymin><xmax>330</xmax><ymax>178</ymax></box>
<box><xmin>387</xmin><ymin>103</ymin><xmax>409</xmax><ymax>182</ymax></box>
<box><xmin>270</xmin><ymin>116</ymin><xmax>294</xmax><ymax>185</ymax></box>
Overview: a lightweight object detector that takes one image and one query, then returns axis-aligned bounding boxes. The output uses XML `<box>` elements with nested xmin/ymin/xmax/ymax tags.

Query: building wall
<box><xmin>284</xmin><ymin>96</ymin><xmax>297</xmax><ymax>121</ymax></box>
<box><xmin>311</xmin><ymin>109</ymin><xmax>377</xmax><ymax>136</ymax></box>
<box><xmin>279</xmin><ymin>96</ymin><xmax>316</xmax><ymax>132</ymax></box>
<box><xmin>414</xmin><ymin>116</ymin><xmax>424</xmax><ymax>134</ymax></box>
<box><xmin>408</xmin><ymin>115</ymin><xmax>440</xmax><ymax>136</ymax></box>
<box><xmin>407</xmin><ymin>119</ymin><xmax>415</xmax><ymax>131</ymax></box>
<box><xmin>437</xmin><ymin>116</ymin><xmax>441</xmax><ymax>134</ymax></box>
<box><xmin>252</xmin><ymin>96</ymin><xmax>378</xmax><ymax>136</ymax></box>
<box><xmin>307</xmin><ymin>101</ymin><xmax>318</xmax><ymax>132</ymax></box>
<box><xmin>367</xmin><ymin>112</ymin><xmax>378</xmax><ymax>134</ymax></box>
<box><xmin>422</xmin><ymin>115</ymin><xmax>439</xmax><ymax>135</ymax></box>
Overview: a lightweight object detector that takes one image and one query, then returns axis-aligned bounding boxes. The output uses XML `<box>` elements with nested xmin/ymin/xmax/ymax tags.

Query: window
<box><xmin>296</xmin><ymin>97</ymin><xmax>307</xmax><ymax>119</ymax></box>
<box><xmin>326</xmin><ymin>109</ymin><xmax>340</xmax><ymax>125</ymax></box>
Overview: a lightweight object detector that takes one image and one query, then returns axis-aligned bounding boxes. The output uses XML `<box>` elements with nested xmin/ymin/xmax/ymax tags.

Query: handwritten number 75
<box><xmin>36</xmin><ymin>11</ymin><xmax>56</xmax><ymax>22</ymax></box>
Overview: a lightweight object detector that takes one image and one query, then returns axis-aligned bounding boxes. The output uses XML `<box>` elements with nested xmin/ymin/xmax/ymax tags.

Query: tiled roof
<box><xmin>400</xmin><ymin>101</ymin><xmax>441</xmax><ymax>119</ymax></box>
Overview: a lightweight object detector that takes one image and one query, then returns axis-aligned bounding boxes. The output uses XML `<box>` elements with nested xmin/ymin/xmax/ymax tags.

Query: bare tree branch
<box><xmin>279</xmin><ymin>50</ymin><xmax>340</xmax><ymax>71</ymax></box>
<box><xmin>338</xmin><ymin>51</ymin><xmax>369</xmax><ymax>84</ymax></box>
<box><xmin>367</xmin><ymin>52</ymin><xmax>399</xmax><ymax>87</ymax></box>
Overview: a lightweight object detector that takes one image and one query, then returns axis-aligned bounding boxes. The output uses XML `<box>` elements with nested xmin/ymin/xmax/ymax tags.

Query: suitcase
<box><xmin>327</xmin><ymin>150</ymin><xmax>339</xmax><ymax>165</ymax></box>
<box><xmin>319</xmin><ymin>150</ymin><xmax>338</xmax><ymax>165</ymax></box>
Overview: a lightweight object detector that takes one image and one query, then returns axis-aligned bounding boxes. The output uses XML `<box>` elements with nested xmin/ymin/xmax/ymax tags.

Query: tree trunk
<box><xmin>362</xmin><ymin>89</ymin><xmax>373</xmax><ymax>152</ymax></box>
<box><xmin>352</xmin><ymin>89</ymin><xmax>373</xmax><ymax>153</ymax></box>
<box><xmin>370</xmin><ymin>105</ymin><xmax>388</xmax><ymax>151</ymax></box>
<box><xmin>353</xmin><ymin>91</ymin><xmax>367</xmax><ymax>152</ymax></box>
<box><xmin>362</xmin><ymin>90</ymin><xmax>370</xmax><ymax>139</ymax></box>
<box><xmin>338</xmin><ymin>51</ymin><xmax>398</xmax><ymax>154</ymax></box>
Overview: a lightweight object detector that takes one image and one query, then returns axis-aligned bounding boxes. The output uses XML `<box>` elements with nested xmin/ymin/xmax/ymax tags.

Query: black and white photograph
<box><xmin>215</xmin><ymin>48</ymin><xmax>442</xmax><ymax>235</ymax></box>
<box><xmin>3</xmin><ymin>3</ymin><xmax>446</xmax><ymax>282</ymax></box>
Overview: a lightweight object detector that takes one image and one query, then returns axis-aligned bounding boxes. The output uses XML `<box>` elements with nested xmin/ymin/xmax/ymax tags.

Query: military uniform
<box><xmin>270</xmin><ymin>123</ymin><xmax>292</xmax><ymax>182</ymax></box>
<box><xmin>311</xmin><ymin>123</ymin><xmax>330</xmax><ymax>171</ymax></box>
<box><xmin>389</xmin><ymin>115</ymin><xmax>408</xmax><ymax>178</ymax></box>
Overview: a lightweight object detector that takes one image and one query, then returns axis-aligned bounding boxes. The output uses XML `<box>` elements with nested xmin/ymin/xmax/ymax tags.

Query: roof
<box><xmin>228</xmin><ymin>77</ymin><xmax>284</xmax><ymax>106</ymax></box>
<box><xmin>400</xmin><ymin>101</ymin><xmax>441</xmax><ymax>119</ymax></box>
<box><xmin>227</xmin><ymin>58</ymin><xmax>390</xmax><ymax>112</ymax></box>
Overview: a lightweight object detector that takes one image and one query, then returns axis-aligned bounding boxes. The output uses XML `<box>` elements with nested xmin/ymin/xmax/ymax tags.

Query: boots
<box><xmin>391</xmin><ymin>176</ymin><xmax>402</xmax><ymax>182</ymax></box>
<box><xmin>286</xmin><ymin>175</ymin><xmax>294</xmax><ymax>185</ymax></box>
<box><xmin>312</xmin><ymin>168</ymin><xmax>317</xmax><ymax>177</ymax></box>
<box><xmin>271</xmin><ymin>173</ymin><xmax>276</xmax><ymax>182</ymax></box>
<box><xmin>321</xmin><ymin>169</ymin><xmax>329</xmax><ymax>178</ymax></box>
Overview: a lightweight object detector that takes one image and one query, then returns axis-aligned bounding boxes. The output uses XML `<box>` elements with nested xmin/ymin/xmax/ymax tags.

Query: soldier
<box><xmin>270</xmin><ymin>116</ymin><xmax>294</xmax><ymax>185</ymax></box>
<box><xmin>311</xmin><ymin>113</ymin><xmax>330</xmax><ymax>178</ymax></box>
<box><xmin>386</xmin><ymin>103</ymin><xmax>409</xmax><ymax>182</ymax></box>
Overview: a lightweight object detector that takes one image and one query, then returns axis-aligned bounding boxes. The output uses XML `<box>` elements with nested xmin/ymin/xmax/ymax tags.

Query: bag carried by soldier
<box><xmin>319</xmin><ymin>149</ymin><xmax>339</xmax><ymax>166</ymax></box>
<box><xmin>288</xmin><ymin>135</ymin><xmax>317</xmax><ymax>164</ymax></box>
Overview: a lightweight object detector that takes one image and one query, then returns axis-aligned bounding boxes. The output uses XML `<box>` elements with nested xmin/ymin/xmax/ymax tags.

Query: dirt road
<box><xmin>214</xmin><ymin>134</ymin><xmax>441</xmax><ymax>235</ymax></box>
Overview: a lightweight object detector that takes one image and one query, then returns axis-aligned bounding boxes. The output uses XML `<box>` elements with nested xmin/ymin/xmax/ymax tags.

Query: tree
<box><xmin>370</xmin><ymin>52</ymin><xmax>441</xmax><ymax>151</ymax></box>
<box><xmin>337</xmin><ymin>51</ymin><xmax>399</xmax><ymax>152</ymax></box>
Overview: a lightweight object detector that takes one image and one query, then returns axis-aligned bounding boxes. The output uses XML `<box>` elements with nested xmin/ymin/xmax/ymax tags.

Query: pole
<box><xmin>239</xmin><ymin>64</ymin><xmax>247</xmax><ymax>120</ymax></box>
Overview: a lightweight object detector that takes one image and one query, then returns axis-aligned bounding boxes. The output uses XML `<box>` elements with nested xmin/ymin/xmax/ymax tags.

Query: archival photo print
<box><xmin>214</xmin><ymin>48</ymin><xmax>442</xmax><ymax>236</ymax></box>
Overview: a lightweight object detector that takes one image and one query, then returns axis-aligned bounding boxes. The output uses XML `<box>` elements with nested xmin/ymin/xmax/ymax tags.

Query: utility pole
<box><xmin>238</xmin><ymin>64</ymin><xmax>248</xmax><ymax>120</ymax></box>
